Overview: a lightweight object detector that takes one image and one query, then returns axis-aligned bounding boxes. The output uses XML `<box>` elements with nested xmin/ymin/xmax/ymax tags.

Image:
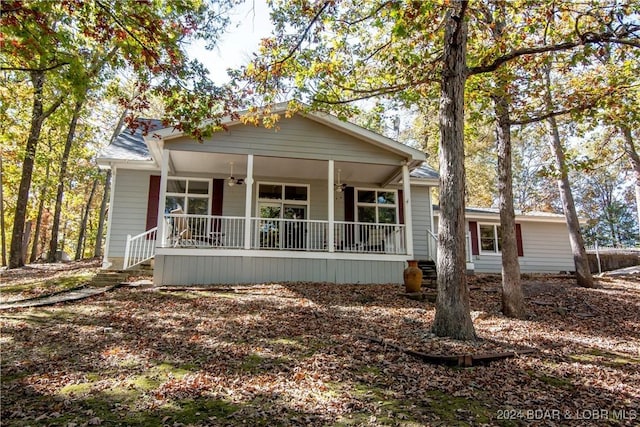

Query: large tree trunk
<box><xmin>432</xmin><ymin>1</ymin><xmax>476</xmax><ymax>340</ymax></box>
<box><xmin>9</xmin><ymin>70</ymin><xmax>62</xmax><ymax>268</ymax></box>
<box><xmin>0</xmin><ymin>149</ymin><xmax>6</xmax><ymax>266</ymax></box>
<box><xmin>48</xmin><ymin>100</ymin><xmax>83</xmax><ymax>262</ymax></box>
<box><xmin>543</xmin><ymin>66</ymin><xmax>594</xmax><ymax>288</ymax></box>
<box><xmin>620</xmin><ymin>124</ymin><xmax>640</xmax><ymax>234</ymax></box>
<box><xmin>75</xmin><ymin>179</ymin><xmax>98</xmax><ymax>260</ymax></box>
<box><xmin>494</xmin><ymin>94</ymin><xmax>526</xmax><ymax>317</ymax></box>
<box><xmin>94</xmin><ymin>169</ymin><xmax>111</xmax><ymax>258</ymax></box>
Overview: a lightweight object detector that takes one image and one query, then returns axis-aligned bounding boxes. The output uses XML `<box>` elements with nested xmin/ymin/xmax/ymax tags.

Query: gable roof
<box><xmin>97</xmin><ymin>108</ymin><xmax>438</xmax><ymax>182</ymax></box>
<box><xmin>98</xmin><ymin>119</ymin><xmax>162</xmax><ymax>163</ymax></box>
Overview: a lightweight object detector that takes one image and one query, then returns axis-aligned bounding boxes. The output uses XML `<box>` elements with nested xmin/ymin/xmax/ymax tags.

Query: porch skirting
<box><xmin>153</xmin><ymin>254</ymin><xmax>405</xmax><ymax>285</ymax></box>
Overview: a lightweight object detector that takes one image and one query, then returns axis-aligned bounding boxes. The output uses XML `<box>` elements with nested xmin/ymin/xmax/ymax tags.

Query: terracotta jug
<box><xmin>403</xmin><ymin>260</ymin><xmax>423</xmax><ymax>293</ymax></box>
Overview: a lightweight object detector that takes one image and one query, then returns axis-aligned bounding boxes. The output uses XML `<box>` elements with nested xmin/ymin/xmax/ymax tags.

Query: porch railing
<box><xmin>334</xmin><ymin>221</ymin><xmax>406</xmax><ymax>254</ymax></box>
<box><xmin>158</xmin><ymin>213</ymin><xmax>408</xmax><ymax>254</ymax></box>
<box><xmin>162</xmin><ymin>213</ymin><xmax>245</xmax><ymax>248</ymax></box>
<box><xmin>123</xmin><ymin>227</ymin><xmax>157</xmax><ymax>269</ymax></box>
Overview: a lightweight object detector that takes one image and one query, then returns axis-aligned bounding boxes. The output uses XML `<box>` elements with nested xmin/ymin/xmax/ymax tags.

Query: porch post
<box><xmin>156</xmin><ymin>146</ymin><xmax>169</xmax><ymax>248</ymax></box>
<box><xmin>402</xmin><ymin>163</ymin><xmax>414</xmax><ymax>257</ymax></box>
<box><xmin>328</xmin><ymin>160</ymin><xmax>335</xmax><ymax>252</ymax></box>
<box><xmin>102</xmin><ymin>165</ymin><xmax>117</xmax><ymax>268</ymax></box>
<box><xmin>244</xmin><ymin>154</ymin><xmax>254</xmax><ymax>249</ymax></box>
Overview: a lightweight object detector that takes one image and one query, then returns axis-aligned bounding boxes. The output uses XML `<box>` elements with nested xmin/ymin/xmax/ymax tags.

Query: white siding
<box><xmin>167</xmin><ymin>116</ymin><xmax>405</xmax><ymax>165</ymax></box>
<box><xmin>154</xmin><ymin>255</ymin><xmax>404</xmax><ymax>285</ymax></box>
<box><xmin>471</xmin><ymin>221</ymin><xmax>575</xmax><ymax>273</ymax></box>
<box><xmin>107</xmin><ymin>169</ymin><xmax>157</xmax><ymax>259</ymax></box>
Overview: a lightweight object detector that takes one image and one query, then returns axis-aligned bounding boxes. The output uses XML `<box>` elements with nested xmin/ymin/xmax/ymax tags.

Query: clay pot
<box><xmin>403</xmin><ymin>260</ymin><xmax>423</xmax><ymax>293</ymax></box>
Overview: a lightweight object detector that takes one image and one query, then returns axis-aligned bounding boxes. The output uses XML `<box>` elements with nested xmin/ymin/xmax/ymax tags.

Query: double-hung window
<box><xmin>165</xmin><ymin>178</ymin><xmax>212</xmax><ymax>215</ymax></box>
<box><xmin>479</xmin><ymin>223</ymin><xmax>502</xmax><ymax>253</ymax></box>
<box><xmin>356</xmin><ymin>189</ymin><xmax>397</xmax><ymax>224</ymax></box>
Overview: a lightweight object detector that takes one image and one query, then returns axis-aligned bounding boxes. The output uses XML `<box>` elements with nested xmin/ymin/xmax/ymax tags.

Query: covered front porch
<box><xmin>123</xmin><ymin>147</ymin><xmax>420</xmax><ymax>279</ymax></box>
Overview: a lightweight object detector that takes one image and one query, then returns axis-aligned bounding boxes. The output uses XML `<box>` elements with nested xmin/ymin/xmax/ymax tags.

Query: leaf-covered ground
<box><xmin>1</xmin><ymin>268</ymin><xmax>639</xmax><ymax>426</ymax></box>
<box><xmin>0</xmin><ymin>259</ymin><xmax>100</xmax><ymax>303</ymax></box>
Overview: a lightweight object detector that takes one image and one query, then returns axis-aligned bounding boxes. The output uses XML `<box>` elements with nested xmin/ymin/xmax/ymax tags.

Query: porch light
<box><xmin>335</xmin><ymin>169</ymin><xmax>347</xmax><ymax>192</ymax></box>
<box><xmin>228</xmin><ymin>162</ymin><xmax>245</xmax><ymax>186</ymax></box>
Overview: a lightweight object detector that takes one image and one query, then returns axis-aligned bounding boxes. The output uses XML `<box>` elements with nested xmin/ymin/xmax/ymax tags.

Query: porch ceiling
<box><xmin>168</xmin><ymin>151</ymin><xmax>402</xmax><ymax>186</ymax></box>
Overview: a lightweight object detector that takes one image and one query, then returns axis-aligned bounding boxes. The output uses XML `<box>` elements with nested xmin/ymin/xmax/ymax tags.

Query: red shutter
<box><xmin>344</xmin><ymin>186</ymin><xmax>355</xmax><ymax>247</ymax></box>
<box><xmin>469</xmin><ymin>221</ymin><xmax>479</xmax><ymax>255</ymax></box>
<box><xmin>515</xmin><ymin>223</ymin><xmax>524</xmax><ymax>257</ymax></box>
<box><xmin>145</xmin><ymin>175</ymin><xmax>161</xmax><ymax>231</ymax></box>
<box><xmin>398</xmin><ymin>189</ymin><xmax>405</xmax><ymax>224</ymax></box>
<box><xmin>211</xmin><ymin>179</ymin><xmax>224</xmax><ymax>232</ymax></box>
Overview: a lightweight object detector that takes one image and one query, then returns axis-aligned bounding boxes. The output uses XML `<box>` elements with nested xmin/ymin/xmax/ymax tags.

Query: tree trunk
<box><xmin>432</xmin><ymin>1</ymin><xmax>476</xmax><ymax>340</ymax></box>
<box><xmin>494</xmin><ymin>94</ymin><xmax>526</xmax><ymax>318</ymax></box>
<box><xmin>488</xmin><ymin>0</ymin><xmax>525</xmax><ymax>318</ymax></box>
<box><xmin>76</xmin><ymin>178</ymin><xmax>98</xmax><ymax>260</ymax></box>
<box><xmin>21</xmin><ymin>220</ymin><xmax>33</xmax><ymax>264</ymax></box>
<box><xmin>9</xmin><ymin>70</ymin><xmax>62</xmax><ymax>268</ymax></box>
<box><xmin>620</xmin><ymin>124</ymin><xmax>640</xmax><ymax>234</ymax></box>
<box><xmin>0</xmin><ymin>149</ymin><xmax>6</xmax><ymax>266</ymax></box>
<box><xmin>94</xmin><ymin>169</ymin><xmax>111</xmax><ymax>258</ymax></box>
<box><xmin>29</xmin><ymin>140</ymin><xmax>53</xmax><ymax>262</ymax></box>
<box><xmin>543</xmin><ymin>66</ymin><xmax>594</xmax><ymax>288</ymax></box>
<box><xmin>95</xmin><ymin>109</ymin><xmax>125</xmax><ymax>258</ymax></box>
<box><xmin>48</xmin><ymin>100</ymin><xmax>84</xmax><ymax>262</ymax></box>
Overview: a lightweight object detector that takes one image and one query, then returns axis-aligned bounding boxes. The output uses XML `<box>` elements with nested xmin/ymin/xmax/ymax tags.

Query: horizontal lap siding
<box><xmin>108</xmin><ymin>169</ymin><xmax>157</xmax><ymax>258</ymax></box>
<box><xmin>472</xmin><ymin>221</ymin><xmax>574</xmax><ymax>273</ymax></box>
<box><xmin>167</xmin><ymin>116</ymin><xmax>404</xmax><ymax>165</ymax></box>
<box><xmin>154</xmin><ymin>255</ymin><xmax>404</xmax><ymax>285</ymax></box>
<box><xmin>410</xmin><ymin>185</ymin><xmax>430</xmax><ymax>259</ymax></box>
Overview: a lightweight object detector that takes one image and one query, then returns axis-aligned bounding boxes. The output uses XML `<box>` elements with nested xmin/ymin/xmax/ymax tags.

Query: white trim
<box><xmin>402</xmin><ymin>164</ymin><xmax>414</xmax><ymax>257</ymax></box>
<box><xmin>354</xmin><ymin>187</ymin><xmax>399</xmax><ymax>224</ymax></box>
<box><xmin>156</xmin><ymin>247</ymin><xmax>410</xmax><ymax>262</ymax></box>
<box><xmin>102</xmin><ymin>165</ymin><xmax>117</xmax><ymax>268</ymax></box>
<box><xmin>328</xmin><ymin>160</ymin><xmax>335</xmax><ymax>252</ymax></box>
<box><xmin>244</xmin><ymin>154</ymin><xmax>254</xmax><ymax>249</ymax></box>
<box><xmin>478</xmin><ymin>222</ymin><xmax>502</xmax><ymax>255</ymax></box>
<box><xmin>164</xmin><ymin>176</ymin><xmax>212</xmax><ymax>214</ymax></box>
<box><xmin>157</xmin><ymin>148</ymin><xmax>170</xmax><ymax>246</ymax></box>
<box><xmin>255</xmin><ymin>181</ymin><xmax>311</xmax><ymax>217</ymax></box>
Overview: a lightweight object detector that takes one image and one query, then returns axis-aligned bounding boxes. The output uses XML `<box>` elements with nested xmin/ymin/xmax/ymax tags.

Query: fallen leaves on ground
<box><xmin>0</xmin><ymin>259</ymin><xmax>100</xmax><ymax>302</ymax></box>
<box><xmin>1</xmin><ymin>268</ymin><xmax>639</xmax><ymax>426</ymax></box>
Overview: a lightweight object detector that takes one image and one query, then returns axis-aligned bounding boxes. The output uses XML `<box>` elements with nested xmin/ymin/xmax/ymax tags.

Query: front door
<box><xmin>283</xmin><ymin>205</ymin><xmax>306</xmax><ymax>249</ymax></box>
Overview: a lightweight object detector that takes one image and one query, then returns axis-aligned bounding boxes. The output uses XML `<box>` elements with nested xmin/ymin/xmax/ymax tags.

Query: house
<box><xmin>97</xmin><ymin>106</ymin><xmax>576</xmax><ymax>285</ymax></box>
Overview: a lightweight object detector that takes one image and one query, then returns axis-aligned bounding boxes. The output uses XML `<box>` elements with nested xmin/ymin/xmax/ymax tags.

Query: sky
<box><xmin>189</xmin><ymin>0</ymin><xmax>274</xmax><ymax>84</ymax></box>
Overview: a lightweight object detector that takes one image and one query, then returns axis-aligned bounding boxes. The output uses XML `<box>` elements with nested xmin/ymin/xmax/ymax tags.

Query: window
<box><xmin>479</xmin><ymin>224</ymin><xmax>502</xmax><ymax>253</ymax></box>
<box><xmin>257</xmin><ymin>183</ymin><xmax>310</xmax><ymax>249</ymax></box>
<box><xmin>165</xmin><ymin>178</ymin><xmax>211</xmax><ymax>215</ymax></box>
<box><xmin>356</xmin><ymin>189</ymin><xmax>397</xmax><ymax>224</ymax></box>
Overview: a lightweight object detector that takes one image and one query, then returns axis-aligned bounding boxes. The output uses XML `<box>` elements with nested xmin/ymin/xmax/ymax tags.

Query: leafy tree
<box><xmin>1</xmin><ymin>0</ymin><xmax>239</xmax><ymax>267</ymax></box>
<box><xmin>240</xmin><ymin>0</ymin><xmax>640</xmax><ymax>337</ymax></box>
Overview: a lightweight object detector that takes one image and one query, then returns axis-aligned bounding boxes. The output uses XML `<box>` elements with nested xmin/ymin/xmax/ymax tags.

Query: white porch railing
<box><xmin>123</xmin><ymin>227</ymin><xmax>157</xmax><ymax>269</ymax></box>
<box><xmin>162</xmin><ymin>213</ymin><xmax>245</xmax><ymax>248</ymax></box>
<box><xmin>334</xmin><ymin>221</ymin><xmax>406</xmax><ymax>254</ymax></box>
<box><xmin>250</xmin><ymin>217</ymin><xmax>328</xmax><ymax>251</ymax></box>
<box><xmin>157</xmin><ymin>214</ymin><xmax>408</xmax><ymax>254</ymax></box>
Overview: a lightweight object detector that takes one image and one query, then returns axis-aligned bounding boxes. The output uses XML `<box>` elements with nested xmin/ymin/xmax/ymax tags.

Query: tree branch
<box><xmin>469</xmin><ymin>32</ymin><xmax>640</xmax><ymax>75</ymax></box>
<box><xmin>274</xmin><ymin>1</ymin><xmax>331</xmax><ymax>66</ymax></box>
<box><xmin>0</xmin><ymin>62</ymin><xmax>70</xmax><ymax>72</ymax></box>
<box><xmin>336</xmin><ymin>1</ymin><xmax>392</xmax><ymax>26</ymax></box>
